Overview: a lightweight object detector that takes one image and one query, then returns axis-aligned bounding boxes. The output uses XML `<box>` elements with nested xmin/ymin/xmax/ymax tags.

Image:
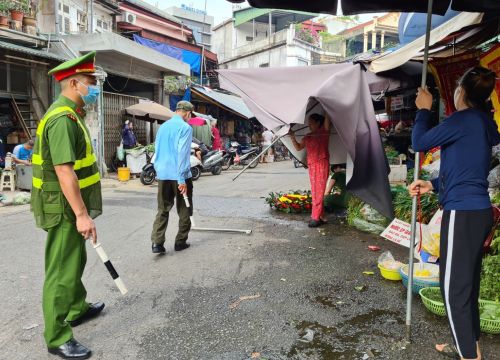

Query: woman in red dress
<box><xmin>211</xmin><ymin>119</ymin><xmax>223</xmax><ymax>151</ymax></box>
<box><xmin>290</xmin><ymin>113</ymin><xmax>331</xmax><ymax>227</ymax></box>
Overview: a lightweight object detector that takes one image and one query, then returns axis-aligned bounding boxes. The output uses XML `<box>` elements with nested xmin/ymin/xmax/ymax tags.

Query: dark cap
<box><xmin>176</xmin><ymin>101</ymin><xmax>194</xmax><ymax>111</ymax></box>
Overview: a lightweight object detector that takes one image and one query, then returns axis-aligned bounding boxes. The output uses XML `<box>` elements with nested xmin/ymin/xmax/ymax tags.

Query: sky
<box><xmin>144</xmin><ymin>0</ymin><xmax>384</xmax><ymax>27</ymax></box>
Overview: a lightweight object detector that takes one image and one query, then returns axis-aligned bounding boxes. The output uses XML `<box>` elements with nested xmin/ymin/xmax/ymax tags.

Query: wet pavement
<box><xmin>0</xmin><ymin>161</ymin><xmax>498</xmax><ymax>360</ymax></box>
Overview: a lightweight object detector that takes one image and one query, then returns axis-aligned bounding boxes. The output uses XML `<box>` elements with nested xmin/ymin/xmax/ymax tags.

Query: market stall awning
<box><xmin>62</xmin><ymin>33</ymin><xmax>190</xmax><ymax>83</ymax></box>
<box><xmin>219</xmin><ymin>64</ymin><xmax>394</xmax><ymax>219</ymax></box>
<box><xmin>191</xmin><ymin>86</ymin><xmax>254</xmax><ymax>119</ymax></box>
<box><xmin>367</xmin><ymin>11</ymin><xmax>483</xmax><ymax>73</ymax></box>
<box><xmin>233</xmin><ymin>0</ymin><xmax>500</xmax><ymax>16</ymax></box>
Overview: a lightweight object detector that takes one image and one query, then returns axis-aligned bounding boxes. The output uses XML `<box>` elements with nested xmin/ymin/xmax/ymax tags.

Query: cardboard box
<box><xmin>7</xmin><ymin>133</ymin><xmax>19</xmax><ymax>144</ymax></box>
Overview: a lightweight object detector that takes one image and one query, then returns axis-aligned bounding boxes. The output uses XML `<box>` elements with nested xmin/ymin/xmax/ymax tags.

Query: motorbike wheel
<box><xmin>140</xmin><ymin>169</ymin><xmax>156</xmax><ymax>185</ymax></box>
<box><xmin>211</xmin><ymin>165</ymin><xmax>222</xmax><ymax>175</ymax></box>
<box><xmin>247</xmin><ymin>154</ymin><xmax>259</xmax><ymax>169</ymax></box>
<box><xmin>191</xmin><ymin>166</ymin><xmax>201</xmax><ymax>181</ymax></box>
<box><xmin>221</xmin><ymin>157</ymin><xmax>232</xmax><ymax>171</ymax></box>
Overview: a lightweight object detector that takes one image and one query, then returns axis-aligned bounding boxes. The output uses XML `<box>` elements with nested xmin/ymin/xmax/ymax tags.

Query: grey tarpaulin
<box><xmin>218</xmin><ymin>63</ymin><xmax>394</xmax><ymax>219</ymax></box>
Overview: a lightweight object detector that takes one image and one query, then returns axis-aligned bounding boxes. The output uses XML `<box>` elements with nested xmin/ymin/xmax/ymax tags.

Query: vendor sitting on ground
<box><xmin>12</xmin><ymin>139</ymin><xmax>34</xmax><ymax>166</ymax></box>
<box><xmin>324</xmin><ymin>164</ymin><xmax>348</xmax><ymax>213</ymax></box>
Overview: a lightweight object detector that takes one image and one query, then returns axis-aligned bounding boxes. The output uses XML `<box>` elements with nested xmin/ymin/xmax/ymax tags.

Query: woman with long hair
<box><xmin>409</xmin><ymin>67</ymin><xmax>498</xmax><ymax>360</ymax></box>
<box><xmin>290</xmin><ymin>113</ymin><xmax>331</xmax><ymax>227</ymax></box>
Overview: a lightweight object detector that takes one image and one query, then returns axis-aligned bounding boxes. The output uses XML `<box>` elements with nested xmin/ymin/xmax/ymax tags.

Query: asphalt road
<box><xmin>0</xmin><ymin>161</ymin><xmax>498</xmax><ymax>360</ymax></box>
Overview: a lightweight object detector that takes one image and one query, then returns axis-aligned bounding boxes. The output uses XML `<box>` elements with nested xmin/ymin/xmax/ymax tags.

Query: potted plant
<box><xmin>22</xmin><ymin>0</ymin><xmax>36</xmax><ymax>27</ymax></box>
<box><xmin>0</xmin><ymin>2</ymin><xmax>9</xmax><ymax>28</ymax></box>
<box><xmin>9</xmin><ymin>1</ymin><xmax>25</xmax><ymax>23</ymax></box>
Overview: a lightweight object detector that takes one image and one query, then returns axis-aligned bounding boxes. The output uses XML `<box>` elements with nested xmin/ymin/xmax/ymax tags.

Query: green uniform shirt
<box><xmin>31</xmin><ymin>95</ymin><xmax>102</xmax><ymax>229</ymax></box>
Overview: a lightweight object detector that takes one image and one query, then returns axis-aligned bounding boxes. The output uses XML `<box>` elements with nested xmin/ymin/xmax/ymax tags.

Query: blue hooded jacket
<box><xmin>412</xmin><ymin>108</ymin><xmax>500</xmax><ymax>210</ymax></box>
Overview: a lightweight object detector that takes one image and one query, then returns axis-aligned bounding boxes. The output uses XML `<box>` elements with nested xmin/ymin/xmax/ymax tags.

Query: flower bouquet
<box><xmin>265</xmin><ymin>191</ymin><xmax>312</xmax><ymax>213</ymax></box>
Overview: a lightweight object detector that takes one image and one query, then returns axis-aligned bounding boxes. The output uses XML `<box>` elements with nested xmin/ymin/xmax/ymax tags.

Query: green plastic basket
<box><xmin>479</xmin><ymin>299</ymin><xmax>500</xmax><ymax>334</ymax></box>
<box><xmin>480</xmin><ymin>318</ymin><xmax>500</xmax><ymax>334</ymax></box>
<box><xmin>419</xmin><ymin>287</ymin><xmax>446</xmax><ymax>317</ymax></box>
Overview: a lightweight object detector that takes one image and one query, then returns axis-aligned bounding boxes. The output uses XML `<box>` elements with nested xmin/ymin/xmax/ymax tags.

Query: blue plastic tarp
<box><xmin>133</xmin><ymin>34</ymin><xmax>201</xmax><ymax>74</ymax></box>
<box><xmin>169</xmin><ymin>88</ymin><xmax>192</xmax><ymax>111</ymax></box>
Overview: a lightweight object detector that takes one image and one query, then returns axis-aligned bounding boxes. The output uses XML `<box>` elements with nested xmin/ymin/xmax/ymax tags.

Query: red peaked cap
<box><xmin>48</xmin><ymin>51</ymin><xmax>96</xmax><ymax>82</ymax></box>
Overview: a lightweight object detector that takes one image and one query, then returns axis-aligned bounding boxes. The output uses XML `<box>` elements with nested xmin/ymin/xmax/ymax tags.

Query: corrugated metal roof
<box><xmin>191</xmin><ymin>86</ymin><xmax>254</xmax><ymax>119</ymax></box>
<box><xmin>0</xmin><ymin>41</ymin><xmax>67</xmax><ymax>61</ymax></box>
<box><xmin>234</xmin><ymin>7</ymin><xmax>317</xmax><ymax>28</ymax></box>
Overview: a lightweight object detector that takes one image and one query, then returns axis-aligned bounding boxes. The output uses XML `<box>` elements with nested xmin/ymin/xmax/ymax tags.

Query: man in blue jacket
<box><xmin>151</xmin><ymin>101</ymin><xmax>194</xmax><ymax>254</ymax></box>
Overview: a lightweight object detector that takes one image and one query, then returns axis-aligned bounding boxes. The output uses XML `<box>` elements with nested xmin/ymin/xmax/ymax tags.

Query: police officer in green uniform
<box><xmin>31</xmin><ymin>51</ymin><xmax>104</xmax><ymax>359</ymax></box>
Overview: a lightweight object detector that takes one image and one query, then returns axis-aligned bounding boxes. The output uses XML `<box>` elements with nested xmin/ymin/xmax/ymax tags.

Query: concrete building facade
<box><xmin>164</xmin><ymin>4</ymin><xmax>214</xmax><ymax>50</ymax></box>
<box><xmin>212</xmin><ymin>8</ymin><xmax>340</xmax><ymax>69</ymax></box>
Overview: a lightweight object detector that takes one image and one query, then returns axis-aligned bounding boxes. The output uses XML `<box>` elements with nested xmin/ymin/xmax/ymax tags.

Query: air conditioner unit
<box><xmin>122</xmin><ymin>12</ymin><xmax>137</xmax><ymax>25</ymax></box>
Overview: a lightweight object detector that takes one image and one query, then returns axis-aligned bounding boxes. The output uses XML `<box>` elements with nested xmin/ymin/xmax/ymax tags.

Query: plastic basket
<box><xmin>480</xmin><ymin>318</ymin><xmax>500</xmax><ymax>334</ymax></box>
<box><xmin>419</xmin><ymin>287</ymin><xmax>446</xmax><ymax>317</ymax></box>
<box><xmin>377</xmin><ymin>263</ymin><xmax>402</xmax><ymax>281</ymax></box>
<box><xmin>400</xmin><ymin>265</ymin><xmax>440</xmax><ymax>295</ymax></box>
<box><xmin>479</xmin><ymin>299</ymin><xmax>500</xmax><ymax>334</ymax></box>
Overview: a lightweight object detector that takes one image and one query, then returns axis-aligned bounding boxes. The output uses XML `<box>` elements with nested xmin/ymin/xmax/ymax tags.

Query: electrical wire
<box><xmin>105</xmin><ymin>57</ymin><xmax>133</xmax><ymax>92</ymax></box>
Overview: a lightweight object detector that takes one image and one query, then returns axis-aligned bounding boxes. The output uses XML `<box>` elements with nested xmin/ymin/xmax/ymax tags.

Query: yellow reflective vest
<box><xmin>31</xmin><ymin>102</ymin><xmax>102</xmax><ymax>230</ymax></box>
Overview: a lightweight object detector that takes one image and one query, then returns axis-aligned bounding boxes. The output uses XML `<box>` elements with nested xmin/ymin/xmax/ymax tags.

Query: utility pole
<box><xmin>89</xmin><ymin>0</ymin><xmax>94</xmax><ymax>33</ymax></box>
<box><xmin>200</xmin><ymin>0</ymin><xmax>207</xmax><ymax>85</ymax></box>
<box><xmin>54</xmin><ymin>0</ymin><xmax>60</xmax><ymax>34</ymax></box>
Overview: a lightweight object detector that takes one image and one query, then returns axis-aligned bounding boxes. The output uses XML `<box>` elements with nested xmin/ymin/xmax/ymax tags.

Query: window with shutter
<box><xmin>64</xmin><ymin>17</ymin><xmax>70</xmax><ymax>33</ymax></box>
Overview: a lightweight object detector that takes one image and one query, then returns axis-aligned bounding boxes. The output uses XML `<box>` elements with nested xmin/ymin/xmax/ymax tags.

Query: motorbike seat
<box><xmin>203</xmin><ymin>150</ymin><xmax>218</xmax><ymax>159</ymax></box>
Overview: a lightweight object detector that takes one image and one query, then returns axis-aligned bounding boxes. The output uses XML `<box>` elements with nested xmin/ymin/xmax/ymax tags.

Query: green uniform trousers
<box><xmin>151</xmin><ymin>179</ymin><xmax>193</xmax><ymax>245</ymax></box>
<box><xmin>43</xmin><ymin>217</ymin><xmax>89</xmax><ymax>348</ymax></box>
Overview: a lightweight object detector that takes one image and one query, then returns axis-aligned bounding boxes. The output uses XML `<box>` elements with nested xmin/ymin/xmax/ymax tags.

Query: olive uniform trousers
<box><xmin>151</xmin><ymin>179</ymin><xmax>193</xmax><ymax>246</ymax></box>
<box><xmin>43</xmin><ymin>218</ymin><xmax>89</xmax><ymax>348</ymax></box>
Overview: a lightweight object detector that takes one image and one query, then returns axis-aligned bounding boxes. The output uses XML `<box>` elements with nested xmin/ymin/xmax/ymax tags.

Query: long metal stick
<box><xmin>232</xmin><ymin>134</ymin><xmax>285</xmax><ymax>181</ymax></box>
<box><xmin>184</xmin><ymin>194</ymin><xmax>251</xmax><ymax>234</ymax></box>
<box><xmin>191</xmin><ymin>227</ymin><xmax>252</xmax><ymax>235</ymax></box>
<box><xmin>406</xmin><ymin>0</ymin><xmax>434</xmax><ymax>343</ymax></box>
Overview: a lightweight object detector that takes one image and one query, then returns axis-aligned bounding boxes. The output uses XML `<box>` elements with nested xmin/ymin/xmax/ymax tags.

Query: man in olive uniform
<box><xmin>31</xmin><ymin>51</ymin><xmax>104</xmax><ymax>359</ymax></box>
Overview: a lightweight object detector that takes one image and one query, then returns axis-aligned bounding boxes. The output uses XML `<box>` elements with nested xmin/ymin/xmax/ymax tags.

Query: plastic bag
<box><xmin>422</xmin><ymin>159</ymin><xmax>440</xmax><ymax>180</ymax></box>
<box><xmin>419</xmin><ymin>209</ymin><xmax>442</xmax><ymax>257</ymax></box>
<box><xmin>125</xmin><ymin>146</ymin><xmax>146</xmax><ymax>158</ymax></box>
<box><xmin>352</xmin><ymin>218</ymin><xmax>386</xmax><ymax>235</ymax></box>
<box><xmin>359</xmin><ymin>204</ymin><xmax>388</xmax><ymax>226</ymax></box>
<box><xmin>117</xmin><ymin>141</ymin><xmax>124</xmax><ymax>161</ymax></box>
<box><xmin>488</xmin><ymin>164</ymin><xmax>500</xmax><ymax>189</ymax></box>
<box><xmin>492</xmin><ymin>144</ymin><xmax>500</xmax><ymax>160</ymax></box>
<box><xmin>12</xmin><ymin>192</ymin><xmax>31</xmax><ymax>205</ymax></box>
<box><xmin>378</xmin><ymin>251</ymin><xmax>403</xmax><ymax>270</ymax></box>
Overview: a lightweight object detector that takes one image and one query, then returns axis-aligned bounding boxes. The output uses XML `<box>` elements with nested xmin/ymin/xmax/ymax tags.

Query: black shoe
<box><xmin>67</xmin><ymin>302</ymin><xmax>105</xmax><ymax>327</ymax></box>
<box><xmin>308</xmin><ymin>220</ymin><xmax>323</xmax><ymax>228</ymax></box>
<box><xmin>152</xmin><ymin>243</ymin><xmax>166</xmax><ymax>254</ymax></box>
<box><xmin>48</xmin><ymin>338</ymin><xmax>91</xmax><ymax>359</ymax></box>
<box><xmin>174</xmin><ymin>243</ymin><xmax>190</xmax><ymax>252</ymax></box>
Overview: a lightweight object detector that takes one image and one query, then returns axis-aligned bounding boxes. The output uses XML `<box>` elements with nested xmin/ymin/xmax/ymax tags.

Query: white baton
<box><xmin>93</xmin><ymin>242</ymin><xmax>128</xmax><ymax>295</ymax></box>
<box><xmin>183</xmin><ymin>194</ymin><xmax>196</xmax><ymax>227</ymax></box>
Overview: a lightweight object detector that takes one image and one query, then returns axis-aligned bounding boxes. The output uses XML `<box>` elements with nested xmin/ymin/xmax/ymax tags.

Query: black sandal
<box><xmin>435</xmin><ymin>344</ymin><xmax>460</xmax><ymax>359</ymax></box>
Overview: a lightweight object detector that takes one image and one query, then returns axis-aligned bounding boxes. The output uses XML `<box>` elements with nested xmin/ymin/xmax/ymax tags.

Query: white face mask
<box><xmin>454</xmin><ymin>86</ymin><xmax>463</xmax><ymax>110</ymax></box>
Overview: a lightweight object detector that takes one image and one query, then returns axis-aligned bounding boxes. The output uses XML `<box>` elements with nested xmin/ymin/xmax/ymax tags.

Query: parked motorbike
<box><xmin>140</xmin><ymin>142</ymin><xmax>224</xmax><ymax>185</ymax></box>
<box><xmin>222</xmin><ymin>141</ymin><xmax>260</xmax><ymax>170</ymax></box>
<box><xmin>190</xmin><ymin>143</ymin><xmax>225</xmax><ymax>178</ymax></box>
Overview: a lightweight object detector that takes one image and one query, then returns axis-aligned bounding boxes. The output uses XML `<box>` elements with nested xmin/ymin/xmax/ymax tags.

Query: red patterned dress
<box><xmin>303</xmin><ymin>128</ymin><xmax>330</xmax><ymax>221</ymax></box>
